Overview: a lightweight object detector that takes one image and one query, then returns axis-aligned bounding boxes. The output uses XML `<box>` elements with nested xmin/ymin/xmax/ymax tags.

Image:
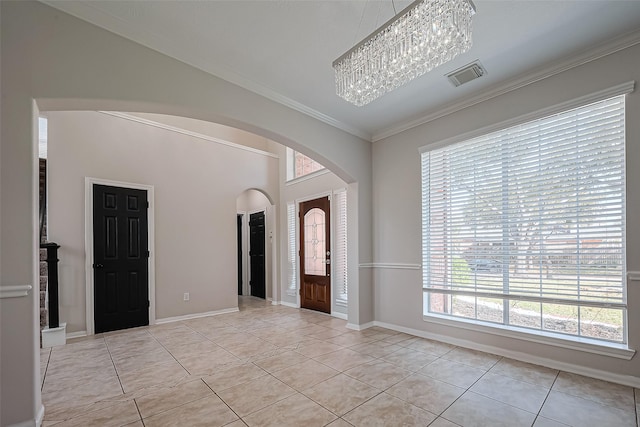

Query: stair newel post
<box><xmin>42</xmin><ymin>242</ymin><xmax>61</xmax><ymax>329</ymax></box>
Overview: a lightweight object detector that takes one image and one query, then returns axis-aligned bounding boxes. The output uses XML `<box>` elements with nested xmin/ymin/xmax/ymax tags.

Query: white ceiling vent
<box><xmin>447</xmin><ymin>61</ymin><xmax>486</xmax><ymax>87</ymax></box>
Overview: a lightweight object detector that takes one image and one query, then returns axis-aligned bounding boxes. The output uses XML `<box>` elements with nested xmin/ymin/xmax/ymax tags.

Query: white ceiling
<box><xmin>42</xmin><ymin>1</ymin><xmax>640</xmax><ymax>141</ymax></box>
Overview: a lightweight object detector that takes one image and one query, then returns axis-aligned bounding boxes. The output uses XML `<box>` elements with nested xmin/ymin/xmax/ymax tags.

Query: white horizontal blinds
<box><xmin>422</xmin><ymin>95</ymin><xmax>626</xmax><ymax>308</ymax></box>
<box><xmin>287</xmin><ymin>202</ymin><xmax>297</xmax><ymax>295</ymax></box>
<box><xmin>334</xmin><ymin>190</ymin><xmax>348</xmax><ymax>306</ymax></box>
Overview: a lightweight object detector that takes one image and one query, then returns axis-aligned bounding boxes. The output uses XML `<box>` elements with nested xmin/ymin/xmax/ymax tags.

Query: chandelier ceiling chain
<box><xmin>333</xmin><ymin>0</ymin><xmax>476</xmax><ymax>107</ymax></box>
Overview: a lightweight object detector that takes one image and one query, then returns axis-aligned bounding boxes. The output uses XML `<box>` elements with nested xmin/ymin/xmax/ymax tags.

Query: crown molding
<box><xmin>40</xmin><ymin>1</ymin><xmax>371</xmax><ymax>142</ymax></box>
<box><xmin>372</xmin><ymin>28</ymin><xmax>640</xmax><ymax>142</ymax></box>
<box><xmin>99</xmin><ymin>111</ymin><xmax>280</xmax><ymax>158</ymax></box>
<box><xmin>38</xmin><ymin>1</ymin><xmax>640</xmax><ymax>144</ymax></box>
<box><xmin>220</xmin><ymin>72</ymin><xmax>372</xmax><ymax>142</ymax></box>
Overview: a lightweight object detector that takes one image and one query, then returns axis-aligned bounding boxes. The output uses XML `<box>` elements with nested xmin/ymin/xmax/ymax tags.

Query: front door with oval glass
<box><xmin>299</xmin><ymin>196</ymin><xmax>331</xmax><ymax>313</ymax></box>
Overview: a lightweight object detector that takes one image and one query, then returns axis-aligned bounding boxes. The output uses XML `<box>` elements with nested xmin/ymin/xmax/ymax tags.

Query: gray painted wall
<box><xmin>372</xmin><ymin>43</ymin><xmax>640</xmax><ymax>383</ymax></box>
<box><xmin>47</xmin><ymin>111</ymin><xmax>279</xmax><ymax>333</ymax></box>
<box><xmin>0</xmin><ymin>2</ymin><xmax>372</xmax><ymax>425</ymax></box>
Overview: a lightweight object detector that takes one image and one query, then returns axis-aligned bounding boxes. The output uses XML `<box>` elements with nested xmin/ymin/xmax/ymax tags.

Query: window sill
<box><xmin>423</xmin><ymin>313</ymin><xmax>635</xmax><ymax>360</ymax></box>
<box><xmin>286</xmin><ymin>169</ymin><xmax>329</xmax><ymax>186</ymax></box>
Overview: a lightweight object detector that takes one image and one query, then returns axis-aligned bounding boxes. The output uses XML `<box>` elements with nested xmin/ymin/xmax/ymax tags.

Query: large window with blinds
<box><xmin>421</xmin><ymin>95</ymin><xmax>626</xmax><ymax>344</ymax></box>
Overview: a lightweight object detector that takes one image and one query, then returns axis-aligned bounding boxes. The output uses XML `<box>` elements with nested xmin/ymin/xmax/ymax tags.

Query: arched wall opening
<box><xmin>1</xmin><ymin>3</ymin><xmax>373</xmax><ymax>425</ymax></box>
<box><xmin>236</xmin><ymin>189</ymin><xmax>275</xmax><ymax>301</ymax></box>
<box><xmin>40</xmin><ymin>107</ymin><xmax>358</xmax><ymax>340</ymax></box>
<box><xmin>35</xmin><ymin>104</ymin><xmax>369</xmax><ymax>327</ymax></box>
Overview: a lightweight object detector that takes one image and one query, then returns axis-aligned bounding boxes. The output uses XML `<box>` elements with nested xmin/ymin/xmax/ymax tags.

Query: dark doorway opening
<box><xmin>237</xmin><ymin>214</ymin><xmax>243</xmax><ymax>295</ymax></box>
<box><xmin>249</xmin><ymin>211</ymin><xmax>266</xmax><ymax>299</ymax></box>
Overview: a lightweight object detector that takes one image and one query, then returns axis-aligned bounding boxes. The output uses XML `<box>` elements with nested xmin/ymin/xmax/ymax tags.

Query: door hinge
<box><xmin>146</xmin><ymin>201</ymin><xmax>150</xmax><ymax>208</ymax></box>
<box><xmin>147</xmin><ymin>300</ymin><xmax>150</xmax><ymax>308</ymax></box>
<box><xmin>145</xmin><ymin>250</ymin><xmax>150</xmax><ymax>258</ymax></box>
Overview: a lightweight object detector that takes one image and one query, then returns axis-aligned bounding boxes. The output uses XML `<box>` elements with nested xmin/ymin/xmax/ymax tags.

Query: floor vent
<box><xmin>447</xmin><ymin>61</ymin><xmax>486</xmax><ymax>87</ymax></box>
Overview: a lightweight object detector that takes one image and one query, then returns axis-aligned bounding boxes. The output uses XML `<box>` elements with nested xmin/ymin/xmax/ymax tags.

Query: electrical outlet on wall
<box><xmin>183</xmin><ymin>292</ymin><xmax>190</xmax><ymax>301</ymax></box>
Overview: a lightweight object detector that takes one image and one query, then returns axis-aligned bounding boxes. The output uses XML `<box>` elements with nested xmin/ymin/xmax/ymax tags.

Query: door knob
<box><xmin>94</xmin><ymin>263</ymin><xmax>104</xmax><ymax>268</ymax></box>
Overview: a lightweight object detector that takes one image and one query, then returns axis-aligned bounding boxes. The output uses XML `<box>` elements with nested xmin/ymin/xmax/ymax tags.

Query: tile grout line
<box><xmin>297</xmin><ymin>371</ymin><xmax>380</xmax><ymax>421</ymax></box>
<box><xmin>255</xmin><ymin>328</ymin><xmax>379</xmax><ymax>420</ymax></box>
<box><xmin>318</xmin><ymin>347</ymin><xmax>458</xmax><ymax>425</ymax></box>
<box><xmin>531</xmin><ymin>370</ymin><xmax>560</xmax><ymax>426</ymax></box>
<box><xmin>102</xmin><ymin>336</ymin><xmax>126</xmax><ymax>395</ymax></box>
<box><xmin>200</xmin><ymin>378</ymin><xmax>246</xmax><ymax>425</ymax></box>
<box><xmin>429</xmin><ymin>353</ymin><xmax>503</xmax><ymax>422</ymax></box>
<box><xmin>42</xmin><ymin>298</ymin><xmax>636</xmax><ymax>426</ymax></box>
<box><xmin>133</xmin><ymin>398</ymin><xmax>145</xmax><ymax>426</ymax></box>
<box><xmin>635</xmin><ymin>387</ymin><xmax>639</xmax><ymax>427</ymax></box>
<box><xmin>40</xmin><ymin>347</ymin><xmax>52</xmax><ymax>391</ymax></box>
<box><xmin>314</xmin><ymin>342</ymin><xmax>445</xmax><ymax>422</ymax></box>
<box><xmin>145</xmin><ymin>325</ymin><xmax>199</xmax><ymax>376</ymax></box>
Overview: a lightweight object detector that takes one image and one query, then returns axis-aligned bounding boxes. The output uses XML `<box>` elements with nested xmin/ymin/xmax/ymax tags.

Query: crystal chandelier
<box><xmin>333</xmin><ymin>0</ymin><xmax>476</xmax><ymax>106</ymax></box>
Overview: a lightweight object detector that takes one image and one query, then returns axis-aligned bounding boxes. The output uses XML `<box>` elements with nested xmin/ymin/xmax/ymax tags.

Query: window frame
<box><xmin>286</xmin><ymin>147</ymin><xmax>327</xmax><ymax>183</ymax></box>
<box><xmin>419</xmin><ymin>82</ymin><xmax>635</xmax><ymax>357</ymax></box>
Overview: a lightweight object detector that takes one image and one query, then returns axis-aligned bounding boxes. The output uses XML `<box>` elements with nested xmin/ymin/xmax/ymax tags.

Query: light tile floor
<box><xmin>41</xmin><ymin>296</ymin><xmax>639</xmax><ymax>427</ymax></box>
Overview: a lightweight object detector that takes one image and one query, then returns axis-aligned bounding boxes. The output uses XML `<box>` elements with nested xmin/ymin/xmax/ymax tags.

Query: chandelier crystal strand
<box><xmin>333</xmin><ymin>0</ymin><xmax>475</xmax><ymax>106</ymax></box>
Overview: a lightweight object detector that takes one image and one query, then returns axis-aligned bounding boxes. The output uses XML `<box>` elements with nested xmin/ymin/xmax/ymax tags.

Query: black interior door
<box><xmin>93</xmin><ymin>184</ymin><xmax>149</xmax><ymax>334</ymax></box>
<box><xmin>249</xmin><ymin>211</ymin><xmax>266</xmax><ymax>299</ymax></box>
<box><xmin>237</xmin><ymin>214</ymin><xmax>243</xmax><ymax>295</ymax></box>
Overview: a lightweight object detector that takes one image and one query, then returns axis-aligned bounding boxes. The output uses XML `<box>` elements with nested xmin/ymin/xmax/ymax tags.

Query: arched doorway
<box><xmin>236</xmin><ymin>189</ymin><xmax>274</xmax><ymax>300</ymax></box>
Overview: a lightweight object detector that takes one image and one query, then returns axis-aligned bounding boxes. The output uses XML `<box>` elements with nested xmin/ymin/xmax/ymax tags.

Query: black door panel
<box><xmin>249</xmin><ymin>212</ymin><xmax>266</xmax><ymax>299</ymax></box>
<box><xmin>94</xmin><ymin>184</ymin><xmax>149</xmax><ymax>333</ymax></box>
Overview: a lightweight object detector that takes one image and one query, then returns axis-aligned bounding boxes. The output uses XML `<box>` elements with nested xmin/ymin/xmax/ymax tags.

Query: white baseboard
<box><xmin>331</xmin><ymin>312</ymin><xmax>348</xmax><ymax>320</ymax></box>
<box><xmin>8</xmin><ymin>404</ymin><xmax>44</xmax><ymax>427</ymax></box>
<box><xmin>41</xmin><ymin>323</ymin><xmax>67</xmax><ymax>348</ymax></box>
<box><xmin>36</xmin><ymin>404</ymin><xmax>44</xmax><ymax>427</ymax></box>
<box><xmin>374</xmin><ymin>320</ymin><xmax>640</xmax><ymax>389</ymax></box>
<box><xmin>66</xmin><ymin>330</ymin><xmax>87</xmax><ymax>340</ymax></box>
<box><xmin>346</xmin><ymin>321</ymin><xmax>374</xmax><ymax>331</ymax></box>
<box><xmin>279</xmin><ymin>301</ymin><xmax>299</xmax><ymax>309</ymax></box>
<box><xmin>155</xmin><ymin>307</ymin><xmax>239</xmax><ymax>325</ymax></box>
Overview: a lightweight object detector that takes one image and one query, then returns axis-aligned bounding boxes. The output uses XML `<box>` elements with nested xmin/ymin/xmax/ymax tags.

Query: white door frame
<box><xmin>269</xmin><ymin>204</ymin><xmax>278</xmax><ymax>305</ymax></box>
<box><xmin>84</xmin><ymin>177</ymin><xmax>156</xmax><ymax>335</ymax></box>
<box><xmin>237</xmin><ymin>211</ymin><xmax>248</xmax><ymax>296</ymax></box>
